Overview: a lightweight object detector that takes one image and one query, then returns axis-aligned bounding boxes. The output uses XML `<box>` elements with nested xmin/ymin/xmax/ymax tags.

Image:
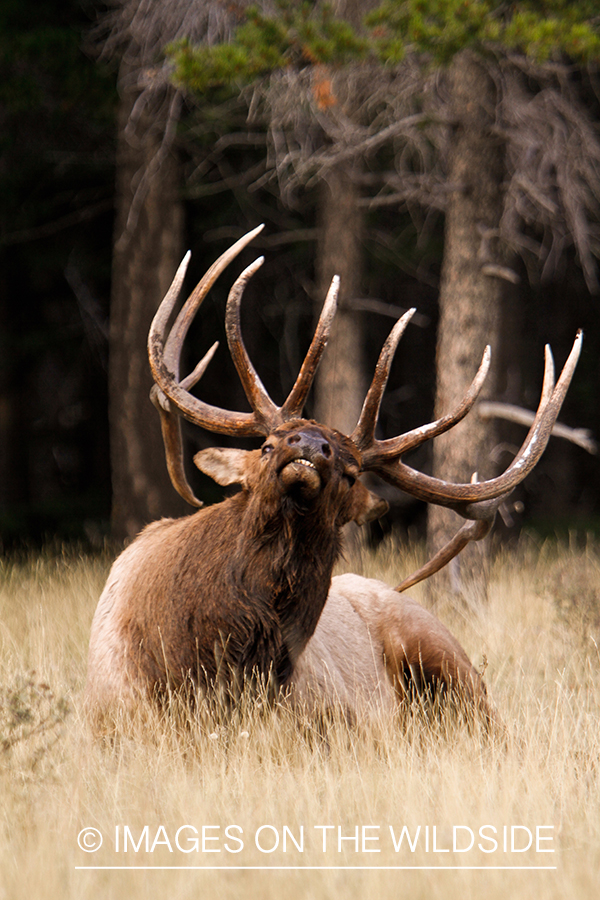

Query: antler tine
<box><xmin>149</xmin><ymin>226</ymin><xmax>274</xmax><ymax>438</ymax></box>
<box><xmin>395</xmin><ymin>516</ymin><xmax>494</xmax><ymax>593</ymax></box>
<box><xmin>225</xmin><ymin>257</ymin><xmax>282</xmax><ymax>432</ymax></box>
<box><xmin>163</xmin><ymin>225</ymin><xmax>265</xmax><ymax>379</ymax></box>
<box><xmin>282</xmin><ymin>275</ymin><xmax>339</xmax><ymax>419</ymax></box>
<box><xmin>225</xmin><ymin>265</ymin><xmax>347</xmax><ymax>428</ymax></box>
<box><xmin>540</xmin><ymin>342</ymin><xmax>556</xmax><ymax>407</ymax></box>
<box><xmin>358</xmin><ymin>341</ymin><xmax>491</xmax><ymax>465</ymax></box>
<box><xmin>180</xmin><ymin>341</ymin><xmax>220</xmax><ymax>392</ymax></box>
<box><xmin>369</xmin><ymin>331</ymin><xmax>582</xmax><ymax>508</ymax></box>
<box><xmin>493</xmin><ymin>331</ymin><xmax>580</xmax><ymax>483</ymax></box>
<box><xmin>395</xmin><ymin>470</ymin><xmax>503</xmax><ymax>592</ymax></box>
<box><xmin>351</xmin><ymin>308</ymin><xmax>416</xmax><ymax>451</ymax></box>
<box><xmin>150</xmin><ymin>342</ymin><xmax>220</xmax><ymax>507</ymax></box>
<box><xmin>149</xmin><ymin>250</ymin><xmax>192</xmax><ymax>378</ymax></box>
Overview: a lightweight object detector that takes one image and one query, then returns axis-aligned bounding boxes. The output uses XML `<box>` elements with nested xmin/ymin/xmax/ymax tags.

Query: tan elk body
<box><xmin>86</xmin><ymin>226</ymin><xmax>581</xmax><ymax>728</ymax></box>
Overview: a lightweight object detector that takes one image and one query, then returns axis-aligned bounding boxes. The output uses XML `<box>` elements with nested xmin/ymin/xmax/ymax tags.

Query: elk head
<box><xmin>195</xmin><ymin>420</ymin><xmax>387</xmax><ymax>529</ymax></box>
<box><xmin>148</xmin><ymin>224</ymin><xmax>582</xmax><ymax>590</ymax></box>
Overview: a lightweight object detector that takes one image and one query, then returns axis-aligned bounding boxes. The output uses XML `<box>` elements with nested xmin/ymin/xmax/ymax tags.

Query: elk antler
<box><xmin>148</xmin><ymin>225</ymin><xmax>338</xmax><ymax>504</ymax></box>
<box><xmin>353</xmin><ymin>324</ymin><xmax>582</xmax><ymax>590</ymax></box>
<box><xmin>149</xmin><ymin>226</ymin><xmax>582</xmax><ymax>588</ymax></box>
<box><xmin>367</xmin><ymin>334</ymin><xmax>582</xmax><ymax>506</ymax></box>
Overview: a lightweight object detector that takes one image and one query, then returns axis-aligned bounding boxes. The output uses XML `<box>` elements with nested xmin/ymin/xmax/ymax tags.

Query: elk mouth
<box><xmin>279</xmin><ymin>456</ymin><xmax>322</xmax><ymax>501</ymax></box>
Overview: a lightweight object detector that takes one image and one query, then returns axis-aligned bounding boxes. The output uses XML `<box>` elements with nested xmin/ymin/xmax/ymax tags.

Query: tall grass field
<box><xmin>1</xmin><ymin>535</ymin><xmax>599</xmax><ymax>899</ymax></box>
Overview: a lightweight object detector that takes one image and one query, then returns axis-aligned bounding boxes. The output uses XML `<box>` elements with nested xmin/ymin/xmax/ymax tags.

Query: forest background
<box><xmin>1</xmin><ymin>0</ymin><xmax>598</xmax><ymax>564</ymax></box>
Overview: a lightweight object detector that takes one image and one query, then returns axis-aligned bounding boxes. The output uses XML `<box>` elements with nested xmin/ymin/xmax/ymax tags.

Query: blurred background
<box><xmin>0</xmin><ymin>0</ymin><xmax>598</xmax><ymax>553</ymax></box>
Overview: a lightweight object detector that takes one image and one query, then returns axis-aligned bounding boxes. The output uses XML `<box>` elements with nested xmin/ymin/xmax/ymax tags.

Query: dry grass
<box><xmin>0</xmin><ymin>536</ymin><xmax>599</xmax><ymax>899</ymax></box>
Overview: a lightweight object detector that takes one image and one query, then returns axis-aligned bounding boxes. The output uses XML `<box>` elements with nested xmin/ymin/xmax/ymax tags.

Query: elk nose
<box><xmin>286</xmin><ymin>430</ymin><xmax>332</xmax><ymax>459</ymax></box>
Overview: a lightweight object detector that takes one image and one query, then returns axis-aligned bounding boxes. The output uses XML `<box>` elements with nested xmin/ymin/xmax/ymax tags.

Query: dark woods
<box><xmin>0</xmin><ymin>0</ymin><xmax>598</xmax><ymax>550</ymax></box>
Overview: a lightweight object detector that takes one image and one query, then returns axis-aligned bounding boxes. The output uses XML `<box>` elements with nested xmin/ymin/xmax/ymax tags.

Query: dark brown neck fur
<box><xmin>135</xmin><ymin>486</ymin><xmax>344</xmax><ymax>696</ymax></box>
<box><xmin>225</xmin><ymin>486</ymin><xmax>342</xmax><ymax>684</ymax></box>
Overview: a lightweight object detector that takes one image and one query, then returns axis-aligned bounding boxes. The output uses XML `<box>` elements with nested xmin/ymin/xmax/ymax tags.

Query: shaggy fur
<box><xmin>86</xmin><ymin>420</ymin><xmax>491</xmax><ymax>727</ymax></box>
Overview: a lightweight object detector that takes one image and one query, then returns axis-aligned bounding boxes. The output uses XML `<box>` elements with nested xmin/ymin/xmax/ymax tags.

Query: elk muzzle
<box><xmin>278</xmin><ymin>428</ymin><xmax>333</xmax><ymax>501</ymax></box>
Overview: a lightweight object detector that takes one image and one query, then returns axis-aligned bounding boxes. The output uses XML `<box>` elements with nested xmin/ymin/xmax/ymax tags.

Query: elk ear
<box><xmin>193</xmin><ymin>447</ymin><xmax>255</xmax><ymax>488</ymax></box>
<box><xmin>349</xmin><ymin>482</ymin><xmax>389</xmax><ymax>526</ymax></box>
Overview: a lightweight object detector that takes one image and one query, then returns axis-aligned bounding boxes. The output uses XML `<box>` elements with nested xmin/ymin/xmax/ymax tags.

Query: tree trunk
<box><xmin>109</xmin><ymin>69</ymin><xmax>188</xmax><ymax>543</ymax></box>
<box><xmin>312</xmin><ymin>0</ymin><xmax>371</xmax><ymax>435</ymax></box>
<box><xmin>313</xmin><ymin>162</ymin><xmax>365</xmax><ymax>435</ymax></box>
<box><xmin>427</xmin><ymin>51</ymin><xmax>515</xmax><ymax>597</ymax></box>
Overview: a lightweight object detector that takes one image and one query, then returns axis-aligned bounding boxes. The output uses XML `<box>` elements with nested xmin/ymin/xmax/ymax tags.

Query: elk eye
<box><xmin>261</xmin><ymin>443</ymin><xmax>274</xmax><ymax>456</ymax></box>
<box><xmin>344</xmin><ymin>473</ymin><xmax>356</xmax><ymax>488</ymax></box>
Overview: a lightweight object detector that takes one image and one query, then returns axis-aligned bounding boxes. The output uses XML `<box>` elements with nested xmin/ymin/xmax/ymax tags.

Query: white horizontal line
<box><xmin>75</xmin><ymin>866</ymin><xmax>557</xmax><ymax>871</ymax></box>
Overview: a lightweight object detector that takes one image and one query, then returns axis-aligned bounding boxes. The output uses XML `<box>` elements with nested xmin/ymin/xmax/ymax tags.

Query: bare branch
<box><xmin>0</xmin><ymin>199</ymin><xmax>113</xmax><ymax>246</ymax></box>
<box><xmin>477</xmin><ymin>400</ymin><xmax>597</xmax><ymax>454</ymax></box>
<box><xmin>348</xmin><ymin>297</ymin><xmax>429</xmax><ymax>327</ymax></box>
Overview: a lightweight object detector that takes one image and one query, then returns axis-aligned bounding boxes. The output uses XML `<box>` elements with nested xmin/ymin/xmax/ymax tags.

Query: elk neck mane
<box><xmin>222</xmin><ymin>478</ymin><xmax>345</xmax><ymax>677</ymax></box>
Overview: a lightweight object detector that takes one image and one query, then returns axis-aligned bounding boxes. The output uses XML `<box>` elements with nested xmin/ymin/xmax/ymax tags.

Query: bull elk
<box><xmin>86</xmin><ymin>225</ymin><xmax>581</xmax><ymax>729</ymax></box>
